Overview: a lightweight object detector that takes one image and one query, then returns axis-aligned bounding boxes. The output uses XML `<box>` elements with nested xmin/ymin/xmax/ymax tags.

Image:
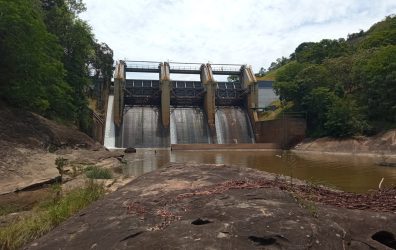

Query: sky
<box><xmin>80</xmin><ymin>0</ymin><xmax>396</xmax><ymax>79</ymax></box>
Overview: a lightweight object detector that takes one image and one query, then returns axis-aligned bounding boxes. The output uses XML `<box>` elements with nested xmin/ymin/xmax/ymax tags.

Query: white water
<box><xmin>215</xmin><ymin>107</ymin><xmax>254</xmax><ymax>144</ymax></box>
<box><xmin>215</xmin><ymin>111</ymin><xmax>224</xmax><ymax>144</ymax></box>
<box><xmin>170</xmin><ymin>107</ymin><xmax>211</xmax><ymax>144</ymax></box>
<box><xmin>121</xmin><ymin>106</ymin><xmax>169</xmax><ymax>148</ymax></box>
<box><xmin>104</xmin><ymin>95</ymin><xmax>116</xmax><ymax>148</ymax></box>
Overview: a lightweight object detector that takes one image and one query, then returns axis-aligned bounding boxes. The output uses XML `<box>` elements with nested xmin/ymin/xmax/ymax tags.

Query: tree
<box><xmin>294</xmin><ymin>39</ymin><xmax>349</xmax><ymax>64</ymax></box>
<box><xmin>325</xmin><ymin>97</ymin><xmax>367</xmax><ymax>137</ymax></box>
<box><xmin>227</xmin><ymin>75</ymin><xmax>239</xmax><ymax>82</ymax></box>
<box><xmin>89</xmin><ymin>42</ymin><xmax>114</xmax><ymax>110</ymax></box>
<box><xmin>271</xmin><ymin>16</ymin><xmax>396</xmax><ymax>137</ymax></box>
<box><xmin>0</xmin><ymin>0</ymin><xmax>72</xmax><ymax>117</ymax></box>
<box><xmin>267</xmin><ymin>57</ymin><xmax>289</xmax><ymax>71</ymax></box>
<box><xmin>41</xmin><ymin>0</ymin><xmax>99</xmax><ymax>129</ymax></box>
<box><xmin>273</xmin><ymin>61</ymin><xmax>306</xmax><ymax>106</ymax></box>
<box><xmin>255</xmin><ymin>67</ymin><xmax>266</xmax><ymax>77</ymax></box>
<box><xmin>354</xmin><ymin>45</ymin><xmax>396</xmax><ymax>123</ymax></box>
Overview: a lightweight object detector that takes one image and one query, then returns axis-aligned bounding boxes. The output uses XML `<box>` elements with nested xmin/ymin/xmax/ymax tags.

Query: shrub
<box><xmin>324</xmin><ymin>98</ymin><xmax>367</xmax><ymax>137</ymax></box>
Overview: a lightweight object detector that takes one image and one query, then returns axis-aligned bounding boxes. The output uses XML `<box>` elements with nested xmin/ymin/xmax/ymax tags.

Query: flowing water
<box><xmin>104</xmin><ymin>95</ymin><xmax>115</xmax><ymax>149</ymax></box>
<box><xmin>170</xmin><ymin>107</ymin><xmax>211</xmax><ymax>144</ymax></box>
<box><xmin>215</xmin><ymin>107</ymin><xmax>254</xmax><ymax>144</ymax></box>
<box><xmin>119</xmin><ymin>106</ymin><xmax>169</xmax><ymax>148</ymax></box>
<box><xmin>123</xmin><ymin>149</ymin><xmax>396</xmax><ymax>193</ymax></box>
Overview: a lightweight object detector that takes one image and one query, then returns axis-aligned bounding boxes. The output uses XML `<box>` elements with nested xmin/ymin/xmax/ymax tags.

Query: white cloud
<box><xmin>80</xmin><ymin>0</ymin><xmax>396</xmax><ymax>76</ymax></box>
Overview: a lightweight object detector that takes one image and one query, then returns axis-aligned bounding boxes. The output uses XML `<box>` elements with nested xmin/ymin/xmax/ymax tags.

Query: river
<box><xmin>123</xmin><ymin>149</ymin><xmax>396</xmax><ymax>193</ymax></box>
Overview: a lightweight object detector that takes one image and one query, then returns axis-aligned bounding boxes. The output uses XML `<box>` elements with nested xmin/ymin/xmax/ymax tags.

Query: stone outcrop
<box><xmin>0</xmin><ymin>105</ymin><xmax>122</xmax><ymax>195</ymax></box>
<box><xmin>294</xmin><ymin>129</ymin><xmax>396</xmax><ymax>157</ymax></box>
<box><xmin>28</xmin><ymin>164</ymin><xmax>396</xmax><ymax>250</ymax></box>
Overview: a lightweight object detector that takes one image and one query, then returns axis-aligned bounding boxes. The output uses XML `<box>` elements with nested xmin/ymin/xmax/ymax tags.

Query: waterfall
<box><xmin>104</xmin><ymin>95</ymin><xmax>116</xmax><ymax>149</ymax></box>
<box><xmin>215</xmin><ymin>107</ymin><xmax>254</xmax><ymax>144</ymax></box>
<box><xmin>170</xmin><ymin>107</ymin><xmax>211</xmax><ymax>144</ymax></box>
<box><xmin>121</xmin><ymin>106</ymin><xmax>169</xmax><ymax>148</ymax></box>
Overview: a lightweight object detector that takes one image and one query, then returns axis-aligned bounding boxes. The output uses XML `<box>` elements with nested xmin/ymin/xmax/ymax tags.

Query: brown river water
<box><xmin>123</xmin><ymin>149</ymin><xmax>396</xmax><ymax>193</ymax></box>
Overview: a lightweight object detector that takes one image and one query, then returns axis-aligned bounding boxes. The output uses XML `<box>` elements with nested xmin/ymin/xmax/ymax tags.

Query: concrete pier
<box><xmin>113</xmin><ymin>61</ymin><xmax>125</xmax><ymax>127</ymax></box>
<box><xmin>201</xmin><ymin>63</ymin><xmax>217</xmax><ymax>143</ymax></box>
<box><xmin>240</xmin><ymin>65</ymin><xmax>259</xmax><ymax>135</ymax></box>
<box><xmin>160</xmin><ymin>62</ymin><xmax>171</xmax><ymax>128</ymax></box>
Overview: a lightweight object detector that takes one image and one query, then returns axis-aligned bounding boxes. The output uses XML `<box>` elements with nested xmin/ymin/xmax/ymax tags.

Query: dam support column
<box><xmin>113</xmin><ymin>60</ymin><xmax>125</xmax><ymax>127</ymax></box>
<box><xmin>241</xmin><ymin>65</ymin><xmax>259</xmax><ymax>141</ymax></box>
<box><xmin>160</xmin><ymin>62</ymin><xmax>171</xmax><ymax>128</ymax></box>
<box><xmin>201</xmin><ymin>64</ymin><xmax>217</xmax><ymax>143</ymax></box>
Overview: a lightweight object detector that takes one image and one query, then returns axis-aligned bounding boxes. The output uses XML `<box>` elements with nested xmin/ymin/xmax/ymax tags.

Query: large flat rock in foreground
<box><xmin>29</xmin><ymin>164</ymin><xmax>396</xmax><ymax>249</ymax></box>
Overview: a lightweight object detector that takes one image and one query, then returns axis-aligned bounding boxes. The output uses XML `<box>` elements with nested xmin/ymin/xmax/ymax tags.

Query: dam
<box><xmin>104</xmin><ymin>60</ymin><xmax>303</xmax><ymax>149</ymax></box>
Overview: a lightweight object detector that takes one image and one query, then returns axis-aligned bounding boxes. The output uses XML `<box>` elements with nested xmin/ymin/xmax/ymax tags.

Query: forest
<box><xmin>0</xmin><ymin>0</ymin><xmax>113</xmax><ymax>131</ymax></box>
<box><xmin>270</xmin><ymin>15</ymin><xmax>396</xmax><ymax>137</ymax></box>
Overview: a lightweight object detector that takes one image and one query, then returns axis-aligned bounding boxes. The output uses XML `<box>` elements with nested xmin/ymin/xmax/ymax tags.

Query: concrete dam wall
<box><xmin>105</xmin><ymin>103</ymin><xmax>255</xmax><ymax>148</ymax></box>
<box><xmin>170</xmin><ymin>107</ymin><xmax>211</xmax><ymax>144</ymax></box>
<box><xmin>104</xmin><ymin>61</ymin><xmax>306</xmax><ymax>149</ymax></box>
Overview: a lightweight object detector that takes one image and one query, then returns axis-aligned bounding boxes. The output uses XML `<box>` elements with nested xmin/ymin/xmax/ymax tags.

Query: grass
<box><xmin>0</xmin><ymin>204</ymin><xmax>24</xmax><ymax>217</ymax></box>
<box><xmin>256</xmin><ymin>63</ymin><xmax>291</xmax><ymax>81</ymax></box>
<box><xmin>85</xmin><ymin>166</ymin><xmax>113</xmax><ymax>179</ymax></box>
<box><xmin>0</xmin><ymin>181</ymin><xmax>104</xmax><ymax>250</ymax></box>
<box><xmin>257</xmin><ymin>100</ymin><xmax>294</xmax><ymax>121</ymax></box>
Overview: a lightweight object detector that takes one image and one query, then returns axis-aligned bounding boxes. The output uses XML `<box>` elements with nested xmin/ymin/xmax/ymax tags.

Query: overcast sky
<box><xmin>80</xmin><ymin>0</ymin><xmax>396</xmax><ymax>75</ymax></box>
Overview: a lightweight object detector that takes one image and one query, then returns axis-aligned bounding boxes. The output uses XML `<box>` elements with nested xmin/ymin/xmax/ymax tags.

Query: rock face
<box><xmin>294</xmin><ymin>129</ymin><xmax>396</xmax><ymax>156</ymax></box>
<box><xmin>0</xmin><ymin>105</ymin><xmax>119</xmax><ymax>195</ymax></box>
<box><xmin>124</xmin><ymin>148</ymin><xmax>137</xmax><ymax>153</ymax></box>
<box><xmin>28</xmin><ymin>164</ymin><xmax>396</xmax><ymax>250</ymax></box>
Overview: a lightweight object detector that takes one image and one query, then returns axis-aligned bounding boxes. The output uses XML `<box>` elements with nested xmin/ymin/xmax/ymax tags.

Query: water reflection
<box><xmin>123</xmin><ymin>149</ymin><xmax>396</xmax><ymax>193</ymax></box>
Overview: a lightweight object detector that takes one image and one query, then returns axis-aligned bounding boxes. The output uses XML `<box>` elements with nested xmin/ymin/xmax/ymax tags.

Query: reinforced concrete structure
<box><xmin>105</xmin><ymin>60</ymin><xmax>307</xmax><ymax>149</ymax></box>
<box><xmin>112</xmin><ymin>60</ymin><xmax>259</xmax><ymax>145</ymax></box>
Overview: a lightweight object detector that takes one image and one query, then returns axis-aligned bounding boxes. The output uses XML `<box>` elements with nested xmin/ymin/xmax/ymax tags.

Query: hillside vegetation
<box><xmin>0</xmin><ymin>0</ymin><xmax>113</xmax><ymax>132</ymax></box>
<box><xmin>264</xmin><ymin>15</ymin><xmax>396</xmax><ymax>137</ymax></box>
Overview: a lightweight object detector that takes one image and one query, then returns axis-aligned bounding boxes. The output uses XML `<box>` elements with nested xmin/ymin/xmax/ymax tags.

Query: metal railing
<box><xmin>169</xmin><ymin>65</ymin><xmax>201</xmax><ymax>71</ymax></box>
<box><xmin>211</xmin><ymin>66</ymin><xmax>241</xmax><ymax>72</ymax></box>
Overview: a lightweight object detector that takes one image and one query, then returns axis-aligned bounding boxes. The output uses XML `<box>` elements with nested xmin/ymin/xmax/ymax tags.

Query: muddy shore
<box><xmin>28</xmin><ymin>163</ymin><xmax>396</xmax><ymax>250</ymax></box>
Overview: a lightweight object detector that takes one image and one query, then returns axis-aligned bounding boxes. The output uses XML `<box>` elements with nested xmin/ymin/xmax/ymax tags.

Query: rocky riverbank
<box><xmin>28</xmin><ymin>163</ymin><xmax>396</xmax><ymax>249</ymax></box>
<box><xmin>293</xmin><ymin>130</ymin><xmax>396</xmax><ymax>160</ymax></box>
<box><xmin>0</xmin><ymin>104</ymin><xmax>131</xmax><ymax>196</ymax></box>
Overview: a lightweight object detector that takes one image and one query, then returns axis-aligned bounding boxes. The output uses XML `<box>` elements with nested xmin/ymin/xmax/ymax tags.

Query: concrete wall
<box><xmin>171</xmin><ymin>143</ymin><xmax>279</xmax><ymax>150</ymax></box>
<box><xmin>113</xmin><ymin>61</ymin><xmax>125</xmax><ymax>127</ymax></box>
<box><xmin>160</xmin><ymin>62</ymin><xmax>171</xmax><ymax>128</ymax></box>
<box><xmin>91</xmin><ymin>111</ymin><xmax>105</xmax><ymax>144</ymax></box>
<box><xmin>254</xmin><ymin>117</ymin><xmax>306</xmax><ymax>149</ymax></box>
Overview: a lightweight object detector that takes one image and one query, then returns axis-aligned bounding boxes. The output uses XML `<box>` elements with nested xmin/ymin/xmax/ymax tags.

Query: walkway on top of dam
<box><xmin>123</xmin><ymin>60</ymin><xmax>243</xmax><ymax>75</ymax></box>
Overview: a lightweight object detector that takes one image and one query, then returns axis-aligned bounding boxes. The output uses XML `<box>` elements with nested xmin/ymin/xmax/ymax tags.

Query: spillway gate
<box><xmin>105</xmin><ymin>60</ymin><xmax>259</xmax><ymax>148</ymax></box>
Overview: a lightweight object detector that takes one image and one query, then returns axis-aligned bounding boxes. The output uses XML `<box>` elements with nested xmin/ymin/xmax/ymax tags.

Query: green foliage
<box><xmin>0</xmin><ymin>181</ymin><xmax>104</xmax><ymax>250</ymax></box>
<box><xmin>267</xmin><ymin>56</ymin><xmax>290</xmax><ymax>72</ymax></box>
<box><xmin>356</xmin><ymin>15</ymin><xmax>396</xmax><ymax>50</ymax></box>
<box><xmin>0</xmin><ymin>0</ymin><xmax>113</xmax><ymax>129</ymax></box>
<box><xmin>85</xmin><ymin>166</ymin><xmax>113</xmax><ymax>179</ymax></box>
<box><xmin>227</xmin><ymin>75</ymin><xmax>239</xmax><ymax>82</ymax></box>
<box><xmin>0</xmin><ymin>0</ymin><xmax>71</xmax><ymax>116</ymax></box>
<box><xmin>0</xmin><ymin>204</ymin><xmax>24</xmax><ymax>217</ymax></box>
<box><xmin>325</xmin><ymin>98</ymin><xmax>367</xmax><ymax>137</ymax></box>
<box><xmin>273</xmin><ymin>15</ymin><xmax>396</xmax><ymax>137</ymax></box>
<box><xmin>354</xmin><ymin>45</ymin><xmax>396</xmax><ymax>123</ymax></box>
<box><xmin>293</xmin><ymin>39</ymin><xmax>349</xmax><ymax>64</ymax></box>
<box><xmin>273</xmin><ymin>61</ymin><xmax>306</xmax><ymax>103</ymax></box>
